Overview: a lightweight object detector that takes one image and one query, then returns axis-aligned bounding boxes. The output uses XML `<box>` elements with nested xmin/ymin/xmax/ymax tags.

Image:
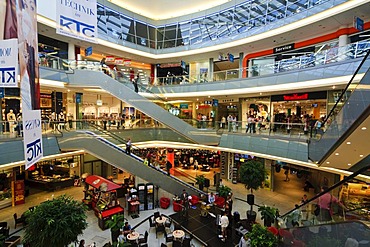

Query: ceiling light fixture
<box><xmin>346</xmin><ymin>142</ymin><xmax>351</xmax><ymax>145</ymax></box>
<box><xmin>361</xmin><ymin>127</ymin><xmax>367</xmax><ymax>130</ymax></box>
<box><xmin>335</xmin><ymin>153</ymin><xmax>339</xmax><ymax>156</ymax></box>
<box><xmin>360</xmin><ymin>154</ymin><xmax>364</xmax><ymax>157</ymax></box>
<box><xmin>326</xmin><ymin>161</ymin><xmax>330</xmax><ymax>164</ymax></box>
<box><xmin>348</xmin><ymin>163</ymin><xmax>351</xmax><ymax>166</ymax></box>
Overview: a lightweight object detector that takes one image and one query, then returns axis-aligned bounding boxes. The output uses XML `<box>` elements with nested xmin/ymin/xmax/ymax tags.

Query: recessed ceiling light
<box><xmin>326</xmin><ymin>161</ymin><xmax>330</xmax><ymax>164</ymax></box>
<box><xmin>360</xmin><ymin>154</ymin><xmax>364</xmax><ymax>157</ymax></box>
<box><xmin>346</xmin><ymin>142</ymin><xmax>351</xmax><ymax>145</ymax></box>
<box><xmin>361</xmin><ymin>127</ymin><xmax>367</xmax><ymax>130</ymax></box>
<box><xmin>208</xmin><ymin>96</ymin><xmax>210</xmax><ymax>98</ymax></box>
<box><xmin>348</xmin><ymin>163</ymin><xmax>351</xmax><ymax>166</ymax></box>
<box><xmin>335</xmin><ymin>153</ymin><xmax>339</xmax><ymax>155</ymax></box>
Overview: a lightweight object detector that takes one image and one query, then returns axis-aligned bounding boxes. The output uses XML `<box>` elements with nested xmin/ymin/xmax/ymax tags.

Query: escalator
<box><xmin>66</xmin><ymin>70</ymin><xmax>220</xmax><ymax>145</ymax></box>
<box><xmin>309</xmin><ymin>50</ymin><xmax>370</xmax><ymax>164</ymax></box>
<box><xmin>277</xmin><ymin>164</ymin><xmax>370</xmax><ymax>246</ymax></box>
<box><xmin>58</xmin><ymin>130</ymin><xmax>206</xmax><ymax>197</ymax></box>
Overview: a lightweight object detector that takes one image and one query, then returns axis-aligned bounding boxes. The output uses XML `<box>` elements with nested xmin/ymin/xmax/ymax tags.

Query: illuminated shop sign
<box><xmin>271</xmin><ymin>91</ymin><xmax>327</xmax><ymax>102</ymax></box>
<box><xmin>283</xmin><ymin>93</ymin><xmax>308</xmax><ymax>101</ymax></box>
<box><xmin>273</xmin><ymin>43</ymin><xmax>295</xmax><ymax>54</ymax></box>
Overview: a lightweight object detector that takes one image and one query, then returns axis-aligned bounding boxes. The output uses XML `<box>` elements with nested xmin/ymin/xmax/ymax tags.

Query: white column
<box><xmin>338</xmin><ymin>34</ymin><xmax>349</xmax><ymax>61</ymax></box>
<box><xmin>239</xmin><ymin>52</ymin><xmax>244</xmax><ymax>78</ymax></box>
<box><xmin>338</xmin><ymin>34</ymin><xmax>349</xmax><ymax>47</ymax></box>
<box><xmin>68</xmin><ymin>43</ymin><xmax>75</xmax><ymax>60</ymax></box>
<box><xmin>248</xmin><ymin>59</ymin><xmax>253</xmax><ymax>77</ymax></box>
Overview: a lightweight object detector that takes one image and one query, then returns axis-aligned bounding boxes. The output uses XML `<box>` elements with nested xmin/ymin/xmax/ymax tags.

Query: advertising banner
<box><xmin>23</xmin><ymin>110</ymin><xmax>43</xmax><ymax>170</ymax></box>
<box><xmin>0</xmin><ymin>38</ymin><xmax>18</xmax><ymax>87</ymax></box>
<box><xmin>17</xmin><ymin>0</ymin><xmax>40</xmax><ymax>110</ymax></box>
<box><xmin>56</xmin><ymin>0</ymin><xmax>98</xmax><ymax>43</ymax></box>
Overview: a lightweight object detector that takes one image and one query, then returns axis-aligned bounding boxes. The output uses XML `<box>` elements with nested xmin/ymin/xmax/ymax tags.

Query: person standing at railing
<box><xmin>221</xmin><ymin>116</ymin><xmax>226</xmax><ymax>129</ymax></box>
<box><xmin>227</xmin><ymin>115</ymin><xmax>232</xmax><ymax>132</ymax></box>
<box><xmin>316</xmin><ymin>186</ymin><xmax>346</xmax><ymax>222</ymax></box>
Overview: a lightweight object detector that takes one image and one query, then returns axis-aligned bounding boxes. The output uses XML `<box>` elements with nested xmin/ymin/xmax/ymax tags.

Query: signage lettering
<box><xmin>60</xmin><ymin>0</ymin><xmax>95</xmax><ymax>15</ymax></box>
<box><xmin>0</xmin><ymin>47</ymin><xmax>12</xmax><ymax>56</ymax></box>
<box><xmin>0</xmin><ymin>67</ymin><xmax>16</xmax><ymax>83</ymax></box>
<box><xmin>283</xmin><ymin>93</ymin><xmax>308</xmax><ymax>101</ymax></box>
<box><xmin>274</xmin><ymin>43</ymin><xmax>295</xmax><ymax>54</ymax></box>
<box><xmin>24</xmin><ymin>119</ymin><xmax>41</xmax><ymax>130</ymax></box>
<box><xmin>26</xmin><ymin>139</ymin><xmax>42</xmax><ymax>162</ymax></box>
<box><xmin>60</xmin><ymin>15</ymin><xmax>95</xmax><ymax>37</ymax></box>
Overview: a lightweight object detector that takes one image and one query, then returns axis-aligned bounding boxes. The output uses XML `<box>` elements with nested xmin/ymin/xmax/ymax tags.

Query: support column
<box><xmin>239</xmin><ymin>52</ymin><xmax>244</xmax><ymax>78</ymax></box>
<box><xmin>209</xmin><ymin>58</ymin><xmax>214</xmax><ymax>82</ymax></box>
<box><xmin>338</xmin><ymin>33</ymin><xmax>349</xmax><ymax>61</ymax></box>
<box><xmin>248</xmin><ymin>59</ymin><xmax>253</xmax><ymax>77</ymax></box>
<box><xmin>68</xmin><ymin>43</ymin><xmax>75</xmax><ymax>60</ymax></box>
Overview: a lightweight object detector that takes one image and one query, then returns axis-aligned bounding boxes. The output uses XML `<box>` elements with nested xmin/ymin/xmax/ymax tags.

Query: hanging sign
<box><xmin>0</xmin><ymin>39</ymin><xmax>18</xmax><ymax>87</ymax></box>
<box><xmin>23</xmin><ymin>110</ymin><xmax>43</xmax><ymax>170</ymax></box>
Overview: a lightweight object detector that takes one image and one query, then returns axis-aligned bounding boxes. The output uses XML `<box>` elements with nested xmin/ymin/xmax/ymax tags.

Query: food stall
<box><xmin>340</xmin><ymin>182</ymin><xmax>370</xmax><ymax>221</ymax></box>
<box><xmin>83</xmin><ymin>175</ymin><xmax>124</xmax><ymax>230</ymax></box>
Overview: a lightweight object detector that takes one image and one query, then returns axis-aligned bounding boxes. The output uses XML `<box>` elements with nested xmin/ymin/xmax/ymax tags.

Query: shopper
<box><xmin>79</xmin><ymin>239</ymin><xmax>85</xmax><ymax>247</ymax></box>
<box><xmin>220</xmin><ymin>211</ymin><xmax>229</xmax><ymax>242</ymax></box>
<box><xmin>126</xmin><ymin>138</ymin><xmax>132</xmax><ymax>154</ymax></box>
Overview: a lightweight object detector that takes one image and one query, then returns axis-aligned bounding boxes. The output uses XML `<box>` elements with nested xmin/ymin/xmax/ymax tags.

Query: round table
<box><xmin>127</xmin><ymin>232</ymin><xmax>139</xmax><ymax>241</ymax></box>
<box><xmin>156</xmin><ymin>216</ymin><xmax>167</xmax><ymax>225</ymax></box>
<box><xmin>173</xmin><ymin>230</ymin><xmax>185</xmax><ymax>239</ymax></box>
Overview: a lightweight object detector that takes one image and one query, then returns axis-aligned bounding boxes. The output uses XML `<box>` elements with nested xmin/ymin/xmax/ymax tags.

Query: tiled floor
<box><xmin>0</xmin><ymin>167</ymin><xmax>315</xmax><ymax>247</ymax></box>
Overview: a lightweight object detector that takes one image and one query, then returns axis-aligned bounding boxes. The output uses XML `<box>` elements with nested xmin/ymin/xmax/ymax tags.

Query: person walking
<box><xmin>126</xmin><ymin>138</ymin><xmax>132</xmax><ymax>154</ymax></box>
<box><xmin>133</xmin><ymin>73</ymin><xmax>139</xmax><ymax>93</ymax></box>
<box><xmin>220</xmin><ymin>211</ymin><xmax>229</xmax><ymax>242</ymax></box>
<box><xmin>166</xmin><ymin>159</ymin><xmax>172</xmax><ymax>175</ymax></box>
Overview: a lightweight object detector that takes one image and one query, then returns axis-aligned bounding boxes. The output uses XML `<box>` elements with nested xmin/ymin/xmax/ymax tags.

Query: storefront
<box><xmin>271</xmin><ymin>91</ymin><xmax>328</xmax><ymax>120</ymax></box>
<box><xmin>241</xmin><ymin>96</ymin><xmax>271</xmax><ymax>122</ymax></box>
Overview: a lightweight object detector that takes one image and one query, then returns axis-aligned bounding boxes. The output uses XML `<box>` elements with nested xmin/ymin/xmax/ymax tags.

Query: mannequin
<box><xmin>7</xmin><ymin>109</ymin><xmax>16</xmax><ymax>133</ymax></box>
<box><xmin>58</xmin><ymin>112</ymin><xmax>65</xmax><ymax>130</ymax></box>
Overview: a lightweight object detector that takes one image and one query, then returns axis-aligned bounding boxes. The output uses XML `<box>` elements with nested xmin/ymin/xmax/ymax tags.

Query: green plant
<box><xmin>24</xmin><ymin>194</ymin><xmax>88</xmax><ymax>247</ymax></box>
<box><xmin>195</xmin><ymin>174</ymin><xmax>206</xmax><ymax>185</ymax></box>
<box><xmin>239</xmin><ymin>160</ymin><xmax>266</xmax><ymax>194</ymax></box>
<box><xmin>258</xmin><ymin>205</ymin><xmax>278</xmax><ymax>227</ymax></box>
<box><xmin>247</xmin><ymin>224</ymin><xmax>278</xmax><ymax>247</ymax></box>
<box><xmin>217</xmin><ymin>185</ymin><xmax>232</xmax><ymax>198</ymax></box>
<box><xmin>105</xmin><ymin>214</ymin><xmax>126</xmax><ymax>231</ymax></box>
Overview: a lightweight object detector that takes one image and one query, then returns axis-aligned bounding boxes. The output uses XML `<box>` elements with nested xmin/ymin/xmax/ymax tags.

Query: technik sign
<box><xmin>56</xmin><ymin>0</ymin><xmax>98</xmax><ymax>43</ymax></box>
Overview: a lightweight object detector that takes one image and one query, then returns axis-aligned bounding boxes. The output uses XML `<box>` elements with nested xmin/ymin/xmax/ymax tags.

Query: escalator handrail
<box><xmin>280</xmin><ymin>164</ymin><xmax>370</xmax><ymax>218</ymax></box>
<box><xmin>322</xmin><ymin>49</ymin><xmax>370</xmax><ymax>129</ymax></box>
<box><xmin>81</xmin><ymin>131</ymin><xmax>207</xmax><ymax>196</ymax></box>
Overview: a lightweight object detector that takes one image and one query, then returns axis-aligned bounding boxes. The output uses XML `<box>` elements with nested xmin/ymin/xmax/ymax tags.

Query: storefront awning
<box><xmin>85</xmin><ymin>175</ymin><xmax>121</xmax><ymax>192</ymax></box>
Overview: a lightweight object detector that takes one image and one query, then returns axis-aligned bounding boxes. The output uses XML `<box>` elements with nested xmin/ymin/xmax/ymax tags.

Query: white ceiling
<box><xmin>109</xmin><ymin>0</ymin><xmax>231</xmax><ymax>20</ymax></box>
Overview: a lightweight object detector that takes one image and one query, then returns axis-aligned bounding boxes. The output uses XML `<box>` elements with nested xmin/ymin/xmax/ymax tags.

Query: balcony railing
<box><xmin>38</xmin><ymin>40</ymin><xmax>370</xmax><ymax>87</ymax></box>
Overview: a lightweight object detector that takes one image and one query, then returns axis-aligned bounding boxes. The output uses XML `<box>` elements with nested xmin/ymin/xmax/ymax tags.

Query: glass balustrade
<box><xmin>38</xmin><ymin>40</ymin><xmax>370</xmax><ymax>87</ymax></box>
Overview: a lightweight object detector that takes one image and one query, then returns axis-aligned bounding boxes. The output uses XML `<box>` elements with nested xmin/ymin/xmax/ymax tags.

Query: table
<box><xmin>156</xmin><ymin>216</ymin><xmax>167</xmax><ymax>225</ymax></box>
<box><xmin>173</xmin><ymin>230</ymin><xmax>185</xmax><ymax>239</ymax></box>
<box><xmin>127</xmin><ymin>232</ymin><xmax>139</xmax><ymax>242</ymax></box>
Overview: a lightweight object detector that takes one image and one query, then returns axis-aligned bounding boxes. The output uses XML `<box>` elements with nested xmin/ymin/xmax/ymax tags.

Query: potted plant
<box><xmin>247</xmin><ymin>224</ymin><xmax>278</xmax><ymax>247</ymax></box>
<box><xmin>217</xmin><ymin>185</ymin><xmax>232</xmax><ymax>198</ymax></box>
<box><xmin>258</xmin><ymin>205</ymin><xmax>278</xmax><ymax>227</ymax></box>
<box><xmin>23</xmin><ymin>194</ymin><xmax>88</xmax><ymax>247</ymax></box>
<box><xmin>195</xmin><ymin>175</ymin><xmax>206</xmax><ymax>191</ymax></box>
<box><xmin>239</xmin><ymin>159</ymin><xmax>267</xmax><ymax>221</ymax></box>
<box><xmin>105</xmin><ymin>214</ymin><xmax>126</xmax><ymax>243</ymax></box>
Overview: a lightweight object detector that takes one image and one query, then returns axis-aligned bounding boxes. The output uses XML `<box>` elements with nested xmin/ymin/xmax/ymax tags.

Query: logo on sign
<box><xmin>0</xmin><ymin>67</ymin><xmax>16</xmax><ymax>84</ymax></box>
<box><xmin>24</xmin><ymin>119</ymin><xmax>41</xmax><ymax>130</ymax></box>
<box><xmin>60</xmin><ymin>15</ymin><xmax>95</xmax><ymax>38</ymax></box>
<box><xmin>60</xmin><ymin>0</ymin><xmax>95</xmax><ymax>16</ymax></box>
<box><xmin>26</xmin><ymin>139</ymin><xmax>42</xmax><ymax>162</ymax></box>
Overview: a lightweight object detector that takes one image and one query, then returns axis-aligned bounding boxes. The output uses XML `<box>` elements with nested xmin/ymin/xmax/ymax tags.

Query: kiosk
<box><xmin>137</xmin><ymin>183</ymin><xmax>146</xmax><ymax>211</ymax></box>
<box><xmin>83</xmin><ymin>175</ymin><xmax>124</xmax><ymax>230</ymax></box>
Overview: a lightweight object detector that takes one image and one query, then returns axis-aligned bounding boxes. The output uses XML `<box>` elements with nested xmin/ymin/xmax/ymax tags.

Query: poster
<box><xmin>23</xmin><ymin>110</ymin><xmax>43</xmax><ymax>170</ymax></box>
<box><xmin>0</xmin><ymin>38</ymin><xmax>18</xmax><ymax>87</ymax></box>
<box><xmin>56</xmin><ymin>0</ymin><xmax>98</xmax><ymax>43</ymax></box>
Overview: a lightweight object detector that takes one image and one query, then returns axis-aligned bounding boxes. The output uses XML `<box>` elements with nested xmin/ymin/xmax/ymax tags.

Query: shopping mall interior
<box><xmin>0</xmin><ymin>0</ymin><xmax>370</xmax><ymax>246</ymax></box>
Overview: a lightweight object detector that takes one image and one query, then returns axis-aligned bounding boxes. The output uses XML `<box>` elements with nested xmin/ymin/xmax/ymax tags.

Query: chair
<box><xmin>148</xmin><ymin>217</ymin><xmax>155</xmax><ymax>228</ymax></box>
<box><xmin>164</xmin><ymin>231</ymin><xmax>173</xmax><ymax>243</ymax></box>
<box><xmin>138</xmin><ymin>231</ymin><xmax>148</xmax><ymax>245</ymax></box>
<box><xmin>182</xmin><ymin>238</ymin><xmax>191</xmax><ymax>247</ymax></box>
<box><xmin>154</xmin><ymin>211</ymin><xmax>160</xmax><ymax>219</ymax></box>
<box><xmin>173</xmin><ymin>201</ymin><xmax>183</xmax><ymax>212</ymax></box>
<box><xmin>189</xmin><ymin>195</ymin><xmax>200</xmax><ymax>206</ymax></box>
<box><xmin>155</xmin><ymin>224</ymin><xmax>165</xmax><ymax>238</ymax></box>
<box><xmin>164</xmin><ymin>218</ymin><xmax>172</xmax><ymax>228</ymax></box>
<box><xmin>0</xmin><ymin>222</ymin><xmax>9</xmax><ymax>238</ymax></box>
<box><xmin>160</xmin><ymin>197</ymin><xmax>170</xmax><ymax>209</ymax></box>
<box><xmin>13</xmin><ymin>213</ymin><xmax>24</xmax><ymax>229</ymax></box>
<box><xmin>214</xmin><ymin>196</ymin><xmax>225</xmax><ymax>208</ymax></box>
<box><xmin>173</xmin><ymin>240</ymin><xmax>182</xmax><ymax>247</ymax></box>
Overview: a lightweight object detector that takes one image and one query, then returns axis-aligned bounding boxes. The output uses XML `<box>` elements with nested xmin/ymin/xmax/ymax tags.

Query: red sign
<box><xmin>14</xmin><ymin>180</ymin><xmax>25</xmax><ymax>205</ymax></box>
<box><xmin>283</xmin><ymin>93</ymin><xmax>308</xmax><ymax>101</ymax></box>
<box><xmin>106</xmin><ymin>56</ymin><xmax>115</xmax><ymax>62</ymax></box>
<box><xmin>114</xmin><ymin>58</ymin><xmax>123</xmax><ymax>65</ymax></box>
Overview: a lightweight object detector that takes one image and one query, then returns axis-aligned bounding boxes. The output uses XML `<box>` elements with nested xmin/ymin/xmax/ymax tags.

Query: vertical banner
<box><xmin>56</xmin><ymin>0</ymin><xmax>98</xmax><ymax>43</ymax></box>
<box><xmin>23</xmin><ymin>110</ymin><xmax>43</xmax><ymax>169</ymax></box>
<box><xmin>17</xmin><ymin>0</ymin><xmax>40</xmax><ymax>110</ymax></box>
<box><xmin>0</xmin><ymin>38</ymin><xmax>18</xmax><ymax>87</ymax></box>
